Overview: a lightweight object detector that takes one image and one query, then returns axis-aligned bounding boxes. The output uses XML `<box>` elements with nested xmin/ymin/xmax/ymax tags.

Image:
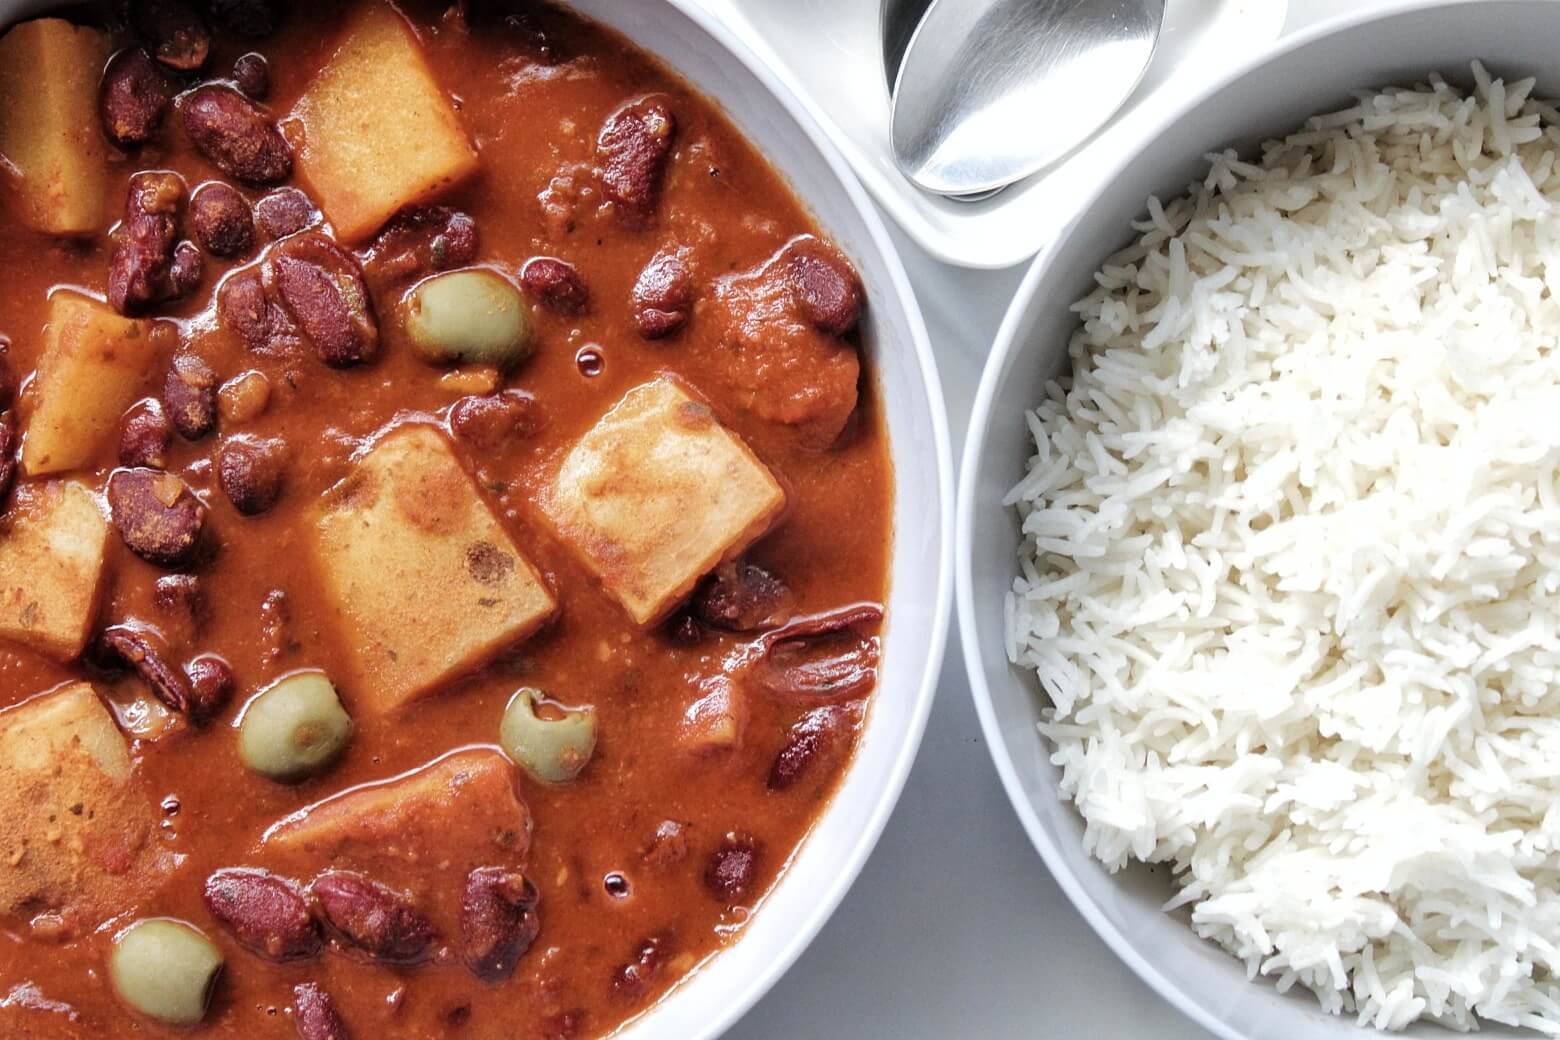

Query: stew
<box><xmin>0</xmin><ymin>0</ymin><xmax>892</xmax><ymax>1036</ymax></box>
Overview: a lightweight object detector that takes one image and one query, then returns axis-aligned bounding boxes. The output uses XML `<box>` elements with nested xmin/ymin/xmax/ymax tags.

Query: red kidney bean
<box><xmin>164</xmin><ymin>354</ymin><xmax>218</xmax><ymax>440</ymax></box>
<box><xmin>99</xmin><ymin>48</ymin><xmax>175</xmax><ymax>148</ymax></box>
<box><xmin>217</xmin><ymin>267</ymin><xmax>303</xmax><ymax>358</ymax></box>
<box><xmin>108</xmin><ymin>171</ymin><xmax>186</xmax><ymax>315</ymax></box>
<box><xmin>190</xmin><ymin>182</ymin><xmax>254</xmax><ymax>257</ymax></box>
<box><xmin>204</xmin><ymin>868</ymin><xmax>321</xmax><ymax>960</ymax></box>
<box><xmin>520</xmin><ymin>256</ymin><xmax>588</xmax><ymax>315</ymax></box>
<box><xmin>362</xmin><ymin>206</ymin><xmax>478</xmax><ymax>283</ymax></box>
<box><xmin>184</xmin><ymin>653</ymin><xmax>234</xmax><ymax>721</ymax></box>
<box><xmin>310</xmin><ymin>871</ymin><xmax>437</xmax><ymax>964</ymax></box>
<box><xmin>255</xmin><ymin>187</ymin><xmax>320</xmax><ymax>240</ymax></box>
<box><xmin>754</xmin><ymin>603</ymin><xmax>884</xmax><ymax>701</ymax></box>
<box><xmin>97</xmin><ymin>624</ymin><xmax>193</xmax><ymax>718</ymax></box>
<box><xmin>152</xmin><ymin>573</ymin><xmax>204</xmax><ymax>634</ymax></box>
<box><xmin>703</xmin><ymin>833</ymin><xmax>759</xmax><ymax>903</ymax></box>
<box><xmin>693</xmin><ymin>561</ymin><xmax>792</xmax><ymax>632</ymax></box>
<box><xmin>595</xmin><ymin>96</ymin><xmax>676</xmax><ymax>227</ymax></box>
<box><xmin>169</xmin><ymin>240</ymin><xmax>202</xmax><ymax>296</ymax></box>
<box><xmin>611</xmin><ymin>935</ymin><xmax>668</xmax><ymax>1001</ymax></box>
<box><xmin>119</xmin><ymin>400</ymin><xmax>172</xmax><ymax>468</ymax></box>
<box><xmin>768</xmin><ymin>704</ymin><xmax>857</xmax><ymax>791</ymax></box>
<box><xmin>449</xmin><ymin>391</ymin><xmax>544</xmax><ymax>451</ymax></box>
<box><xmin>785</xmin><ymin>236</ymin><xmax>863</xmax><ymax>337</ymax></box>
<box><xmin>232</xmin><ymin>51</ymin><xmax>269</xmax><ymax>100</ymax></box>
<box><xmin>460</xmin><ymin>867</ymin><xmax>540</xmax><ymax>982</ymax></box>
<box><xmin>130</xmin><ymin>0</ymin><xmax>209</xmax><ymax>71</ymax></box>
<box><xmin>217</xmin><ymin>434</ymin><xmax>287</xmax><ymax>515</ymax></box>
<box><xmin>267</xmin><ymin>232</ymin><xmax>379</xmax><ymax>367</ymax></box>
<box><xmin>182</xmin><ymin>85</ymin><xmax>292</xmax><ymax>185</ymax></box>
<box><xmin>632</xmin><ymin>248</ymin><xmax>693</xmax><ymax>339</ymax></box>
<box><xmin>641</xmin><ymin>820</ymin><xmax>688</xmax><ymax>870</ymax></box>
<box><xmin>292</xmin><ymin>983</ymin><xmax>350</xmax><ymax>1040</ymax></box>
<box><xmin>107</xmin><ymin>468</ymin><xmax>208</xmax><ymax>566</ymax></box>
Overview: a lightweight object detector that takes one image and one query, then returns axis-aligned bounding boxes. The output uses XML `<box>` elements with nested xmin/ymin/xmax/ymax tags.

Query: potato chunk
<box><xmin>313</xmin><ymin>424</ymin><xmax>556</xmax><ymax>714</ymax></box>
<box><xmin>290</xmin><ymin>3</ymin><xmax>478</xmax><ymax>242</ymax></box>
<box><xmin>262</xmin><ymin>749</ymin><xmax>529</xmax><ymax>871</ymax></box>
<box><xmin>23</xmin><ymin>292</ymin><xmax>160</xmax><ymax>477</ymax></box>
<box><xmin>0</xmin><ymin>482</ymin><xmax>110</xmax><ymax>661</ymax></box>
<box><xmin>541</xmin><ymin>377</ymin><xmax>786</xmax><ymax>626</ymax></box>
<box><xmin>0</xmin><ymin>684</ymin><xmax>168</xmax><ymax>931</ymax></box>
<box><xmin>0</xmin><ymin>19</ymin><xmax>110</xmax><ymax>235</ymax></box>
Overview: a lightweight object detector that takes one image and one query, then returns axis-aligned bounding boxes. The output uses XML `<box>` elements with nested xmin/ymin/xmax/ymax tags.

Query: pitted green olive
<box><xmin>403</xmin><ymin>269</ymin><xmax>532</xmax><ymax>369</ymax></box>
<box><xmin>499</xmin><ymin>687</ymin><xmax>597</xmax><ymax>783</ymax></box>
<box><xmin>109</xmin><ymin>918</ymin><xmax>224</xmax><ymax>1026</ymax></box>
<box><xmin>239</xmin><ymin>671</ymin><xmax>353</xmax><ymax>782</ymax></box>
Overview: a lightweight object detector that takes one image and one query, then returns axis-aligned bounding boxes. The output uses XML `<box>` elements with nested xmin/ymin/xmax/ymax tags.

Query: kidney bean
<box><xmin>97</xmin><ymin>623</ymin><xmax>193</xmax><ymax>717</ymax></box>
<box><xmin>164</xmin><ymin>354</ymin><xmax>219</xmax><ymax>439</ymax></box>
<box><xmin>519</xmin><ymin>257</ymin><xmax>588</xmax><ymax>315</ymax></box>
<box><xmin>703</xmin><ymin>833</ymin><xmax>759</xmax><ymax>903</ymax></box>
<box><xmin>131</xmin><ymin>0</ymin><xmax>209</xmax><ymax>71</ymax></box>
<box><xmin>255</xmin><ymin>187</ymin><xmax>320</xmax><ymax>240</ymax></box>
<box><xmin>218</xmin><ymin>434</ymin><xmax>287</xmax><ymax>515</ymax></box>
<box><xmin>268</xmin><ymin>232</ymin><xmax>379</xmax><ymax>367</ymax></box>
<box><xmin>293</xmin><ymin>983</ymin><xmax>349</xmax><ymax>1040</ymax></box>
<box><xmin>595</xmin><ymin>96</ymin><xmax>676</xmax><ymax>227</ymax></box>
<box><xmin>449</xmin><ymin>391</ymin><xmax>544</xmax><ymax>451</ymax></box>
<box><xmin>310</xmin><ymin>871</ymin><xmax>437</xmax><ymax>964</ymax></box>
<box><xmin>185</xmin><ymin>653</ymin><xmax>234</xmax><ymax>720</ymax></box>
<box><xmin>120</xmin><ymin>399</ymin><xmax>172</xmax><ymax>468</ymax></box>
<box><xmin>217</xmin><ymin>267</ymin><xmax>302</xmax><ymax>358</ymax></box>
<box><xmin>190</xmin><ymin>182</ymin><xmax>254</xmax><ymax>257</ymax></box>
<box><xmin>210</xmin><ymin>0</ymin><xmax>280</xmax><ymax>37</ymax></box>
<box><xmin>632</xmin><ymin>248</ymin><xmax>693</xmax><ymax>339</ymax></box>
<box><xmin>170</xmin><ymin>240</ymin><xmax>203</xmax><ymax>296</ymax></box>
<box><xmin>107</xmin><ymin>467</ymin><xmax>208</xmax><ymax>566</ymax></box>
<box><xmin>232</xmin><ymin>51</ymin><xmax>269</xmax><ymax>100</ymax></box>
<box><xmin>362</xmin><ymin>206</ymin><xmax>478</xmax><ymax>283</ymax></box>
<box><xmin>768</xmin><ymin>704</ymin><xmax>855</xmax><ymax>791</ymax></box>
<box><xmin>611</xmin><ymin>935</ymin><xmax>667</xmax><ymax>1001</ymax></box>
<box><xmin>460</xmin><ymin>867</ymin><xmax>540</xmax><ymax>982</ymax></box>
<box><xmin>108</xmin><ymin>171</ymin><xmax>186</xmax><ymax>315</ymax></box>
<box><xmin>99</xmin><ymin>48</ymin><xmax>175</xmax><ymax>148</ymax></box>
<box><xmin>693</xmin><ymin>561</ymin><xmax>792</xmax><ymax>632</ymax></box>
<box><xmin>754</xmin><ymin>603</ymin><xmax>884</xmax><ymax>702</ymax></box>
<box><xmin>204</xmin><ymin>868</ymin><xmax>320</xmax><ymax>960</ymax></box>
<box><xmin>0</xmin><ymin>416</ymin><xmax>15</xmax><ymax>506</ymax></box>
<box><xmin>182</xmin><ymin>85</ymin><xmax>292</xmax><ymax>185</ymax></box>
<box><xmin>785</xmin><ymin>236</ymin><xmax>863</xmax><ymax>337</ymax></box>
<box><xmin>153</xmin><ymin>574</ymin><xmax>204</xmax><ymax>633</ymax></box>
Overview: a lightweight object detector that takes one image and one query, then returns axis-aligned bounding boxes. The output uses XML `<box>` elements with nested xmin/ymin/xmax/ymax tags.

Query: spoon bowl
<box><xmin>890</xmin><ymin>0</ymin><xmax>1165</xmax><ymax>198</ymax></box>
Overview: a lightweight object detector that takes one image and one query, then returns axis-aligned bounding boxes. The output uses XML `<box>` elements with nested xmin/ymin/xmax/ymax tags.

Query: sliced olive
<box><xmin>499</xmin><ymin>687</ymin><xmax>596</xmax><ymax>783</ymax></box>
<box><xmin>403</xmin><ymin>269</ymin><xmax>532</xmax><ymax>369</ymax></box>
<box><xmin>238</xmin><ymin>671</ymin><xmax>353</xmax><ymax>782</ymax></box>
<box><xmin>110</xmin><ymin>918</ymin><xmax>224</xmax><ymax>1026</ymax></box>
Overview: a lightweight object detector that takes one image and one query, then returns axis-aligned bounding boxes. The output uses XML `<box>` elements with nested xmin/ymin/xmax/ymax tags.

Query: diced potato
<box><xmin>0</xmin><ymin>683</ymin><xmax>168</xmax><ymax>930</ymax></box>
<box><xmin>679</xmin><ymin>675</ymin><xmax>743</xmax><ymax>754</ymax></box>
<box><xmin>313</xmin><ymin>424</ymin><xmax>556</xmax><ymax>714</ymax></box>
<box><xmin>291</xmin><ymin>3</ymin><xmax>479</xmax><ymax>242</ymax></box>
<box><xmin>541</xmin><ymin>377</ymin><xmax>787</xmax><ymax>626</ymax></box>
<box><xmin>0</xmin><ymin>481</ymin><xmax>110</xmax><ymax>661</ymax></box>
<box><xmin>23</xmin><ymin>292</ymin><xmax>161</xmax><ymax>477</ymax></box>
<box><xmin>0</xmin><ymin>19</ymin><xmax>110</xmax><ymax>235</ymax></box>
<box><xmin>262</xmin><ymin>749</ymin><xmax>529</xmax><ymax>871</ymax></box>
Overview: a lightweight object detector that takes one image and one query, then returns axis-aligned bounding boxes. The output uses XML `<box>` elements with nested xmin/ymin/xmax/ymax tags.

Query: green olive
<box><xmin>109</xmin><ymin>918</ymin><xmax>224</xmax><ymax>1026</ymax></box>
<box><xmin>238</xmin><ymin>671</ymin><xmax>353</xmax><ymax>782</ymax></box>
<box><xmin>403</xmin><ymin>269</ymin><xmax>532</xmax><ymax>369</ymax></box>
<box><xmin>499</xmin><ymin>687</ymin><xmax>597</xmax><ymax>783</ymax></box>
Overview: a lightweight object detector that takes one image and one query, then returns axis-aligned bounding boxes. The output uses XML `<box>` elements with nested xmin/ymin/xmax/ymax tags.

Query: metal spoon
<box><xmin>888</xmin><ymin>0</ymin><xmax>1166</xmax><ymax>200</ymax></box>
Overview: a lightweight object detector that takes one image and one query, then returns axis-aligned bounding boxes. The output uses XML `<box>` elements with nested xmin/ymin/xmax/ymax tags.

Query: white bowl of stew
<box><xmin>0</xmin><ymin>0</ymin><xmax>952</xmax><ymax>1037</ymax></box>
<box><xmin>959</xmin><ymin>2</ymin><xmax>1560</xmax><ymax>1038</ymax></box>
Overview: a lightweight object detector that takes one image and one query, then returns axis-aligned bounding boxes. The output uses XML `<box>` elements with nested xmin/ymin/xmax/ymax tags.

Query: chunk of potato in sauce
<box><xmin>0</xmin><ymin>1</ymin><xmax>890</xmax><ymax>1037</ymax></box>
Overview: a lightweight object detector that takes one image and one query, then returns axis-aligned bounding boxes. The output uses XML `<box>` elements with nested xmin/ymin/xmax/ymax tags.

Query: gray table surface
<box><xmin>730</xmin><ymin>5</ymin><xmax>1383</xmax><ymax>1034</ymax></box>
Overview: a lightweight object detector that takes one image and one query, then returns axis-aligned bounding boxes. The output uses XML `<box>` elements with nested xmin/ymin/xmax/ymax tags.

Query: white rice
<box><xmin>1007</xmin><ymin>65</ymin><xmax>1560</xmax><ymax>1033</ymax></box>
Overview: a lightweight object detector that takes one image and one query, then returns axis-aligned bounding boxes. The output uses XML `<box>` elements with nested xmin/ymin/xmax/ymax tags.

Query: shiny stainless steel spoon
<box><xmin>888</xmin><ymin>0</ymin><xmax>1166</xmax><ymax>200</ymax></box>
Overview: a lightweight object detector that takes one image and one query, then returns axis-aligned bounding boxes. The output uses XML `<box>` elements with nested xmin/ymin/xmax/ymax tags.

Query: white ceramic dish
<box><xmin>958</xmin><ymin>2</ymin><xmax>1560</xmax><ymax>1037</ymax></box>
<box><xmin>0</xmin><ymin>0</ymin><xmax>954</xmax><ymax>1036</ymax></box>
<box><xmin>697</xmin><ymin>0</ymin><xmax>1289</xmax><ymax>269</ymax></box>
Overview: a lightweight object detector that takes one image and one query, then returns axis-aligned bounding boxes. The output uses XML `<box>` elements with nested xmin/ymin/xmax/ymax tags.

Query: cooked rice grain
<box><xmin>1008</xmin><ymin>64</ymin><xmax>1560</xmax><ymax>1033</ymax></box>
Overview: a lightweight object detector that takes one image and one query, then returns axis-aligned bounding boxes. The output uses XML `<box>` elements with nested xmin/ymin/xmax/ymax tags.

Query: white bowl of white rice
<box><xmin>957</xmin><ymin>3</ymin><xmax>1560</xmax><ymax>1036</ymax></box>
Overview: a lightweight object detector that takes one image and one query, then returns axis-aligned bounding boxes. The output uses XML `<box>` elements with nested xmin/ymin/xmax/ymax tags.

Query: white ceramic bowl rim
<box><xmin>957</xmin><ymin>2</ymin><xmax>1540</xmax><ymax>1038</ymax></box>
